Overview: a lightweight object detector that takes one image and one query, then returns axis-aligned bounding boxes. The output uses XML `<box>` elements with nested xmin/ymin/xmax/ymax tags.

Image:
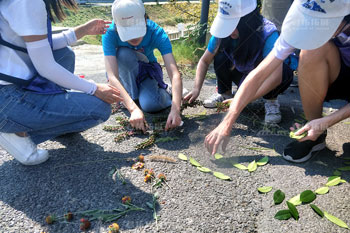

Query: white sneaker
<box><xmin>166</xmin><ymin>85</ymin><xmax>189</xmax><ymax>98</ymax></box>
<box><xmin>203</xmin><ymin>93</ymin><xmax>233</xmax><ymax>108</ymax></box>
<box><xmin>0</xmin><ymin>133</ymin><xmax>49</xmax><ymax>165</ymax></box>
<box><xmin>264</xmin><ymin>99</ymin><xmax>281</xmax><ymax>124</ymax></box>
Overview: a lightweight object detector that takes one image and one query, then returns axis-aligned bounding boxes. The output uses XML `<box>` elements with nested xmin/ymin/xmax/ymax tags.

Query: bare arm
<box><xmin>104</xmin><ymin>55</ymin><xmax>147</xmax><ymax>132</ymax></box>
<box><xmin>163</xmin><ymin>53</ymin><xmax>183</xmax><ymax>130</ymax></box>
<box><xmin>74</xmin><ymin>19</ymin><xmax>111</xmax><ymax>40</ymax></box>
<box><xmin>223</xmin><ymin>52</ymin><xmax>283</xmax><ymax>129</ymax></box>
<box><xmin>184</xmin><ymin>49</ymin><xmax>215</xmax><ymax>103</ymax></box>
<box><xmin>297</xmin><ymin>104</ymin><xmax>350</xmax><ymax>142</ymax></box>
<box><xmin>205</xmin><ymin>52</ymin><xmax>283</xmax><ymax>154</ymax></box>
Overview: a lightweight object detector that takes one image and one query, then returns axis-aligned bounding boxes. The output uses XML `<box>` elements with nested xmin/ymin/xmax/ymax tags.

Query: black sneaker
<box><xmin>282</xmin><ymin>131</ymin><xmax>327</xmax><ymax>163</ymax></box>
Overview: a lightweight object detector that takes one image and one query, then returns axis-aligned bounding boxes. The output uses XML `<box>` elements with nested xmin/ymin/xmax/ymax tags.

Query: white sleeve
<box><xmin>26</xmin><ymin>39</ymin><xmax>97</xmax><ymax>95</ymax></box>
<box><xmin>272</xmin><ymin>36</ymin><xmax>296</xmax><ymax>60</ymax></box>
<box><xmin>5</xmin><ymin>0</ymin><xmax>47</xmax><ymax>36</ymax></box>
<box><xmin>52</xmin><ymin>29</ymin><xmax>78</xmax><ymax>50</ymax></box>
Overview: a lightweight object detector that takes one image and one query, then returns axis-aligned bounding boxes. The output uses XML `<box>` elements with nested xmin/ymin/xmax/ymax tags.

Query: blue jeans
<box><xmin>115</xmin><ymin>47</ymin><xmax>172</xmax><ymax>113</ymax></box>
<box><xmin>0</xmin><ymin>47</ymin><xmax>111</xmax><ymax>144</ymax></box>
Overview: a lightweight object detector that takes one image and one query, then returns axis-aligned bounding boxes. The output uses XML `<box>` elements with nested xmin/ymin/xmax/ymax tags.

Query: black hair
<box><xmin>43</xmin><ymin>0</ymin><xmax>77</xmax><ymax>23</ymax></box>
<box><xmin>231</xmin><ymin>8</ymin><xmax>265</xmax><ymax>67</ymax></box>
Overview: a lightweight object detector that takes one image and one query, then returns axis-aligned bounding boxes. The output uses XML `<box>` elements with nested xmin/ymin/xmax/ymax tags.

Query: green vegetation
<box><xmin>53</xmin><ymin>3</ymin><xmax>216</xmax><ymax>66</ymax></box>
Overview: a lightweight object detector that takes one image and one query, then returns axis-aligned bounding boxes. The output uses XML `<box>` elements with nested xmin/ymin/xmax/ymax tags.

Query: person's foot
<box><xmin>166</xmin><ymin>85</ymin><xmax>189</xmax><ymax>98</ymax></box>
<box><xmin>264</xmin><ymin>99</ymin><xmax>281</xmax><ymax>124</ymax></box>
<box><xmin>0</xmin><ymin>133</ymin><xmax>49</xmax><ymax>165</ymax></box>
<box><xmin>282</xmin><ymin>132</ymin><xmax>327</xmax><ymax>163</ymax></box>
<box><xmin>203</xmin><ymin>93</ymin><xmax>233</xmax><ymax>108</ymax></box>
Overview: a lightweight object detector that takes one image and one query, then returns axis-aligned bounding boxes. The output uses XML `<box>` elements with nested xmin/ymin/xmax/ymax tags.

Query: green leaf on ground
<box><xmin>189</xmin><ymin>157</ymin><xmax>201</xmax><ymax>167</ymax></box>
<box><xmin>273</xmin><ymin>190</ymin><xmax>285</xmax><ymax>205</ymax></box>
<box><xmin>197</xmin><ymin>167</ymin><xmax>212</xmax><ymax>173</ymax></box>
<box><xmin>257</xmin><ymin>186</ymin><xmax>273</xmax><ymax>193</ymax></box>
<box><xmin>233</xmin><ymin>163</ymin><xmax>248</xmax><ymax>170</ymax></box>
<box><xmin>344</xmin><ymin>161</ymin><xmax>350</xmax><ymax>165</ymax></box>
<box><xmin>341</xmin><ymin>157</ymin><xmax>350</xmax><ymax>160</ymax></box>
<box><xmin>289</xmin><ymin>130</ymin><xmax>308</xmax><ymax>140</ymax></box>
<box><xmin>288</xmin><ymin>194</ymin><xmax>302</xmax><ymax>206</ymax></box>
<box><xmin>274</xmin><ymin>210</ymin><xmax>292</xmax><ymax>220</ymax></box>
<box><xmin>213</xmin><ymin>172</ymin><xmax>232</xmax><ymax>181</ymax></box>
<box><xmin>333</xmin><ymin>170</ymin><xmax>342</xmax><ymax>176</ymax></box>
<box><xmin>315</xmin><ymin>187</ymin><xmax>329</xmax><ymax>195</ymax></box>
<box><xmin>287</xmin><ymin>201</ymin><xmax>299</xmax><ymax>220</ymax></box>
<box><xmin>344</xmin><ymin>122</ymin><xmax>350</xmax><ymax>125</ymax></box>
<box><xmin>326</xmin><ymin>176</ymin><xmax>341</xmax><ymax>187</ymax></box>
<box><xmin>340</xmin><ymin>179</ymin><xmax>347</xmax><ymax>183</ymax></box>
<box><xmin>257</xmin><ymin>156</ymin><xmax>269</xmax><ymax>166</ymax></box>
<box><xmin>338</xmin><ymin>166</ymin><xmax>350</xmax><ymax>171</ymax></box>
<box><xmin>324</xmin><ymin>211</ymin><xmax>349</xmax><ymax>229</ymax></box>
<box><xmin>178</xmin><ymin>153</ymin><xmax>188</xmax><ymax>161</ymax></box>
<box><xmin>310</xmin><ymin>204</ymin><xmax>324</xmax><ymax>218</ymax></box>
<box><xmin>214</xmin><ymin>153</ymin><xmax>223</xmax><ymax>160</ymax></box>
<box><xmin>248</xmin><ymin>160</ymin><xmax>257</xmax><ymax>172</ymax></box>
<box><xmin>300</xmin><ymin>190</ymin><xmax>316</xmax><ymax>204</ymax></box>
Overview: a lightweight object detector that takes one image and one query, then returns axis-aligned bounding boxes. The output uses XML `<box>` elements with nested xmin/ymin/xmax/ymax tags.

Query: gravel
<box><xmin>0</xmin><ymin>44</ymin><xmax>349</xmax><ymax>233</ymax></box>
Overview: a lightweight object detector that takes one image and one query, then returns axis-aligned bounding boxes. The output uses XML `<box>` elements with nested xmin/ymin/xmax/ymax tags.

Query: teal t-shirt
<box><xmin>102</xmin><ymin>19</ymin><xmax>172</xmax><ymax>63</ymax></box>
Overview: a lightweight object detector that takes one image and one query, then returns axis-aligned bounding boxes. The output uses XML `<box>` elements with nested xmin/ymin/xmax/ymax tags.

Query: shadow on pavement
<box><xmin>0</xmin><ymin>133</ymin><xmax>154</xmax><ymax>232</ymax></box>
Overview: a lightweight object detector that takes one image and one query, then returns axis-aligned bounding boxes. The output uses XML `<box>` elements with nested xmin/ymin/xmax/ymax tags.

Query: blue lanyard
<box><xmin>47</xmin><ymin>16</ymin><xmax>53</xmax><ymax>49</ymax></box>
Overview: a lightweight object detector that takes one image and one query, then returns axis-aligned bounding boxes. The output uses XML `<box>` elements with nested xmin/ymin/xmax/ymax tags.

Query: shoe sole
<box><xmin>282</xmin><ymin>142</ymin><xmax>326</xmax><ymax>163</ymax></box>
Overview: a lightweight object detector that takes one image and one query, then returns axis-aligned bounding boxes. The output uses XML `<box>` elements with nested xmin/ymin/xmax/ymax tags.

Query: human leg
<box><xmin>115</xmin><ymin>47</ymin><xmax>140</xmax><ymax>100</ymax></box>
<box><xmin>283</xmin><ymin>41</ymin><xmax>341</xmax><ymax>163</ymax></box>
<box><xmin>298</xmin><ymin>42</ymin><xmax>341</xmax><ymax>121</ymax></box>
<box><xmin>204</xmin><ymin>52</ymin><xmax>241</xmax><ymax>108</ymax></box>
<box><xmin>138</xmin><ymin>77</ymin><xmax>172</xmax><ymax>113</ymax></box>
<box><xmin>0</xmin><ymin>85</ymin><xmax>111</xmax><ymax>145</ymax></box>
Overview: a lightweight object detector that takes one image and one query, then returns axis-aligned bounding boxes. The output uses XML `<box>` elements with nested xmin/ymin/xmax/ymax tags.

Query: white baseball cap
<box><xmin>281</xmin><ymin>0</ymin><xmax>350</xmax><ymax>50</ymax></box>
<box><xmin>210</xmin><ymin>0</ymin><xmax>257</xmax><ymax>38</ymax></box>
<box><xmin>112</xmin><ymin>0</ymin><xmax>146</xmax><ymax>42</ymax></box>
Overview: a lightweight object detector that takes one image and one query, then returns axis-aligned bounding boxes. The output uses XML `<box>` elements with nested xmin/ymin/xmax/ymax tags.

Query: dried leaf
<box><xmin>310</xmin><ymin>204</ymin><xmax>324</xmax><ymax>218</ymax></box>
<box><xmin>257</xmin><ymin>156</ymin><xmax>269</xmax><ymax>166</ymax></box>
<box><xmin>300</xmin><ymin>190</ymin><xmax>316</xmax><ymax>204</ymax></box>
<box><xmin>213</xmin><ymin>171</ymin><xmax>232</xmax><ymax>180</ymax></box>
<box><xmin>248</xmin><ymin>160</ymin><xmax>257</xmax><ymax>172</ymax></box>
<box><xmin>240</xmin><ymin>146</ymin><xmax>274</xmax><ymax>151</ymax></box>
<box><xmin>287</xmin><ymin>201</ymin><xmax>299</xmax><ymax>220</ymax></box>
<box><xmin>197</xmin><ymin>167</ymin><xmax>212</xmax><ymax>173</ymax></box>
<box><xmin>315</xmin><ymin>186</ymin><xmax>329</xmax><ymax>195</ymax></box>
<box><xmin>257</xmin><ymin>186</ymin><xmax>272</xmax><ymax>193</ymax></box>
<box><xmin>324</xmin><ymin>211</ymin><xmax>349</xmax><ymax>229</ymax></box>
<box><xmin>288</xmin><ymin>194</ymin><xmax>302</xmax><ymax>206</ymax></box>
<box><xmin>214</xmin><ymin>153</ymin><xmax>223</xmax><ymax>160</ymax></box>
<box><xmin>148</xmin><ymin>155</ymin><xmax>177</xmax><ymax>163</ymax></box>
<box><xmin>178</xmin><ymin>153</ymin><xmax>188</xmax><ymax>161</ymax></box>
<box><xmin>338</xmin><ymin>166</ymin><xmax>350</xmax><ymax>171</ymax></box>
<box><xmin>189</xmin><ymin>157</ymin><xmax>201</xmax><ymax>167</ymax></box>
<box><xmin>326</xmin><ymin>176</ymin><xmax>341</xmax><ymax>187</ymax></box>
<box><xmin>233</xmin><ymin>163</ymin><xmax>248</xmax><ymax>170</ymax></box>
<box><xmin>274</xmin><ymin>210</ymin><xmax>292</xmax><ymax>220</ymax></box>
<box><xmin>273</xmin><ymin>190</ymin><xmax>285</xmax><ymax>205</ymax></box>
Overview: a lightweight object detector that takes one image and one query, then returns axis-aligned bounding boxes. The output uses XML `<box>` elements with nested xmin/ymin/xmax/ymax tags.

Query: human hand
<box><xmin>204</xmin><ymin>121</ymin><xmax>231</xmax><ymax>155</ymax></box>
<box><xmin>83</xmin><ymin>19</ymin><xmax>112</xmax><ymax>35</ymax></box>
<box><xmin>94</xmin><ymin>83</ymin><xmax>122</xmax><ymax>104</ymax></box>
<box><xmin>129</xmin><ymin>108</ymin><xmax>147</xmax><ymax>133</ymax></box>
<box><xmin>165</xmin><ymin>109</ymin><xmax>182</xmax><ymax>131</ymax></box>
<box><xmin>291</xmin><ymin>119</ymin><xmax>328</xmax><ymax>142</ymax></box>
<box><xmin>183</xmin><ymin>88</ymin><xmax>200</xmax><ymax>103</ymax></box>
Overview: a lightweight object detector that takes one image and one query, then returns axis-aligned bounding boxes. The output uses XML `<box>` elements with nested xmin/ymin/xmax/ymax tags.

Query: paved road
<box><xmin>0</xmin><ymin>44</ymin><xmax>349</xmax><ymax>233</ymax></box>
